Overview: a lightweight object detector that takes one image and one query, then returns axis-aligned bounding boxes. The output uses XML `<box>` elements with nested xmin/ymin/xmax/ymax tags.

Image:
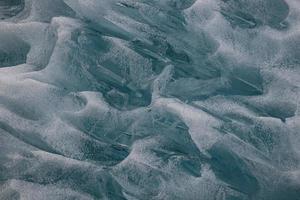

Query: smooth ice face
<box><xmin>1</xmin><ymin>0</ymin><xmax>300</xmax><ymax>200</ymax></box>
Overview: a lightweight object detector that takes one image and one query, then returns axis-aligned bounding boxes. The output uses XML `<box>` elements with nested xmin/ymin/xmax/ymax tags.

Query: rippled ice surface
<box><xmin>1</xmin><ymin>0</ymin><xmax>300</xmax><ymax>199</ymax></box>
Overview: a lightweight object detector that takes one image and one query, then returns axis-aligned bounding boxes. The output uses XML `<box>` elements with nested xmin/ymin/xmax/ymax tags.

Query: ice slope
<box><xmin>0</xmin><ymin>0</ymin><xmax>300</xmax><ymax>199</ymax></box>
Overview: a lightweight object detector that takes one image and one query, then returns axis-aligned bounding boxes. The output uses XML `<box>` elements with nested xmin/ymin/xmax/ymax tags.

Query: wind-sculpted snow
<box><xmin>0</xmin><ymin>0</ymin><xmax>300</xmax><ymax>199</ymax></box>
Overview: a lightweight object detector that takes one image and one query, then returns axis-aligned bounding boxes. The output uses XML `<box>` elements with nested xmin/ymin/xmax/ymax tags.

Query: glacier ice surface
<box><xmin>1</xmin><ymin>0</ymin><xmax>300</xmax><ymax>199</ymax></box>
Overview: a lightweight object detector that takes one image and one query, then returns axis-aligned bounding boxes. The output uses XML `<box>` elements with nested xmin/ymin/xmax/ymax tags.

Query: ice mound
<box><xmin>1</xmin><ymin>0</ymin><xmax>300</xmax><ymax>199</ymax></box>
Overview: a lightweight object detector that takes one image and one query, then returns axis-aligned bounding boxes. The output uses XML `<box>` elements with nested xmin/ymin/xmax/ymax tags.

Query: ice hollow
<box><xmin>0</xmin><ymin>0</ymin><xmax>25</xmax><ymax>20</ymax></box>
<box><xmin>0</xmin><ymin>33</ymin><xmax>30</xmax><ymax>68</ymax></box>
<box><xmin>220</xmin><ymin>0</ymin><xmax>290</xmax><ymax>29</ymax></box>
